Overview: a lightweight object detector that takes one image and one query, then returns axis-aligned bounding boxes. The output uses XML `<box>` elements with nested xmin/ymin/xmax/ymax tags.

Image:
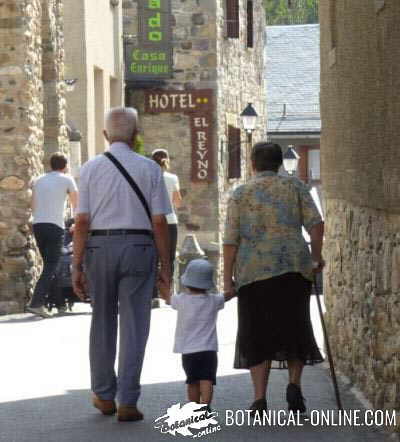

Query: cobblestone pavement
<box><xmin>0</xmin><ymin>299</ymin><xmax>394</xmax><ymax>442</ymax></box>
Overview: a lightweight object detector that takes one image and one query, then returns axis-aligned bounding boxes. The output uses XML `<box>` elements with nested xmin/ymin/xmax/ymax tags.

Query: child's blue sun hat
<box><xmin>181</xmin><ymin>259</ymin><xmax>215</xmax><ymax>290</ymax></box>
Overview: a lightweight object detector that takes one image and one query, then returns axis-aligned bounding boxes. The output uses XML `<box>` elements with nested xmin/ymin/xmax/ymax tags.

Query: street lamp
<box><xmin>240</xmin><ymin>103</ymin><xmax>258</xmax><ymax>133</ymax></box>
<box><xmin>221</xmin><ymin>103</ymin><xmax>259</xmax><ymax>162</ymax></box>
<box><xmin>283</xmin><ymin>146</ymin><xmax>299</xmax><ymax>175</ymax></box>
<box><xmin>240</xmin><ymin>103</ymin><xmax>258</xmax><ymax>178</ymax></box>
<box><xmin>63</xmin><ymin>79</ymin><xmax>78</xmax><ymax>92</ymax></box>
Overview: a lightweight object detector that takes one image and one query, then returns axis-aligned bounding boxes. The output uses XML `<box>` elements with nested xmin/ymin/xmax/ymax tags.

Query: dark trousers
<box><xmin>168</xmin><ymin>223</ymin><xmax>178</xmax><ymax>276</ymax></box>
<box><xmin>30</xmin><ymin>223</ymin><xmax>64</xmax><ymax>308</ymax></box>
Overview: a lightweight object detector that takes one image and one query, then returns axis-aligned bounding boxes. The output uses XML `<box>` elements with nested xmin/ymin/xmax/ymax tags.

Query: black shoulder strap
<box><xmin>103</xmin><ymin>152</ymin><xmax>152</xmax><ymax>223</ymax></box>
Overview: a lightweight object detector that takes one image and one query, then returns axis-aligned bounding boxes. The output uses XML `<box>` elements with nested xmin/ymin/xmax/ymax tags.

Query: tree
<box><xmin>264</xmin><ymin>0</ymin><xmax>319</xmax><ymax>25</ymax></box>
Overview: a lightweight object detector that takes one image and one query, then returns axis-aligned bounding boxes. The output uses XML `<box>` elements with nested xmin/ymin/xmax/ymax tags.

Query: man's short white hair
<box><xmin>105</xmin><ymin>107</ymin><xmax>138</xmax><ymax>144</ymax></box>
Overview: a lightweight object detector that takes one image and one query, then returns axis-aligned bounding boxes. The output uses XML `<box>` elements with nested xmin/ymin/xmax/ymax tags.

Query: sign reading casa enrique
<box><xmin>144</xmin><ymin>90</ymin><xmax>214</xmax><ymax>183</ymax></box>
<box><xmin>124</xmin><ymin>0</ymin><xmax>172</xmax><ymax>80</ymax></box>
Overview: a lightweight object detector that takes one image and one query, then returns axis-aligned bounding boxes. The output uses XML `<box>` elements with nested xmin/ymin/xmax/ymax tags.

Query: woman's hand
<box><xmin>224</xmin><ymin>279</ymin><xmax>236</xmax><ymax>301</ymax></box>
<box><xmin>312</xmin><ymin>258</ymin><xmax>325</xmax><ymax>273</ymax></box>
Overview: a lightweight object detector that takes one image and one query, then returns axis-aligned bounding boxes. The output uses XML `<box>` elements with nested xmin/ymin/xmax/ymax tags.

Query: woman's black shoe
<box><xmin>249</xmin><ymin>398</ymin><xmax>267</xmax><ymax>416</ymax></box>
<box><xmin>286</xmin><ymin>383</ymin><xmax>306</xmax><ymax>413</ymax></box>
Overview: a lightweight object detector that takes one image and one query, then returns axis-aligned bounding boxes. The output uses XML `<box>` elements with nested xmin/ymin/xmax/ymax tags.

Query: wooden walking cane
<box><xmin>313</xmin><ymin>275</ymin><xmax>343</xmax><ymax>410</ymax></box>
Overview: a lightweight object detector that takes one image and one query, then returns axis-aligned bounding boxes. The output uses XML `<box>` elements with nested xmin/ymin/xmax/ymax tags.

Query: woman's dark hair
<box><xmin>152</xmin><ymin>149</ymin><xmax>170</xmax><ymax>170</ymax></box>
<box><xmin>251</xmin><ymin>142</ymin><xmax>283</xmax><ymax>172</ymax></box>
<box><xmin>50</xmin><ymin>152</ymin><xmax>68</xmax><ymax>171</ymax></box>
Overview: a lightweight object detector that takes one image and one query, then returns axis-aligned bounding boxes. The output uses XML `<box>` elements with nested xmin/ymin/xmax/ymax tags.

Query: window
<box><xmin>308</xmin><ymin>149</ymin><xmax>320</xmax><ymax>180</ymax></box>
<box><xmin>228</xmin><ymin>125</ymin><xmax>241</xmax><ymax>179</ymax></box>
<box><xmin>247</xmin><ymin>1</ymin><xmax>253</xmax><ymax>48</ymax></box>
<box><xmin>226</xmin><ymin>0</ymin><xmax>239</xmax><ymax>39</ymax></box>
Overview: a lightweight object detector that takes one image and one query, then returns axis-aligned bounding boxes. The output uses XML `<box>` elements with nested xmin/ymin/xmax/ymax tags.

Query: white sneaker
<box><xmin>26</xmin><ymin>306</ymin><xmax>51</xmax><ymax>318</ymax></box>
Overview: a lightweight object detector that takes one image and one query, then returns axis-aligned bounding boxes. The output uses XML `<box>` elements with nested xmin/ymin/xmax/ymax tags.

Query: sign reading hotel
<box><xmin>124</xmin><ymin>0</ymin><xmax>172</xmax><ymax>81</ymax></box>
<box><xmin>145</xmin><ymin>90</ymin><xmax>214</xmax><ymax>183</ymax></box>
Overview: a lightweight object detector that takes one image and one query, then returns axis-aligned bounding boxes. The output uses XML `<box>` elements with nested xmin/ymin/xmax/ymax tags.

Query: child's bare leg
<box><xmin>187</xmin><ymin>383</ymin><xmax>201</xmax><ymax>403</ymax></box>
<box><xmin>199</xmin><ymin>380</ymin><xmax>213</xmax><ymax>405</ymax></box>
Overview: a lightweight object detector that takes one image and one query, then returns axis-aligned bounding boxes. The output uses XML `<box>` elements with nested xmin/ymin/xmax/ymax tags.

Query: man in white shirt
<box><xmin>27</xmin><ymin>153</ymin><xmax>78</xmax><ymax>318</ymax></box>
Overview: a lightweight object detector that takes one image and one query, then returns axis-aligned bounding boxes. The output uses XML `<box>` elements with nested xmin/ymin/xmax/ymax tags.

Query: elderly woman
<box><xmin>223</xmin><ymin>142</ymin><xmax>324</xmax><ymax>414</ymax></box>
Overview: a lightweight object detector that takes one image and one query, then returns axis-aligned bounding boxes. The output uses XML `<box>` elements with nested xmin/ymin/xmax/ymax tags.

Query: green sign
<box><xmin>125</xmin><ymin>0</ymin><xmax>172</xmax><ymax>81</ymax></box>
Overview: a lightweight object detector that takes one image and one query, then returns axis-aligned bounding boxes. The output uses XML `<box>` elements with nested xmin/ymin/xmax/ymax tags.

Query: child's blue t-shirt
<box><xmin>171</xmin><ymin>292</ymin><xmax>225</xmax><ymax>354</ymax></box>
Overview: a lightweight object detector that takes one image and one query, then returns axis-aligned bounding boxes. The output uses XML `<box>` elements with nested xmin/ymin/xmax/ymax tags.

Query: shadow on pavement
<box><xmin>0</xmin><ymin>370</ymin><xmax>390</xmax><ymax>442</ymax></box>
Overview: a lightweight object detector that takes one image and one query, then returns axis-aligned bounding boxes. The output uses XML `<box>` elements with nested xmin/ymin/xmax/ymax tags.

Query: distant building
<box><xmin>64</xmin><ymin>0</ymin><xmax>124</xmax><ymax>164</ymax></box>
<box><xmin>122</xmin><ymin>0</ymin><xmax>267</xmax><ymax>281</ymax></box>
<box><xmin>266</xmin><ymin>24</ymin><xmax>321</xmax><ymax>185</ymax></box>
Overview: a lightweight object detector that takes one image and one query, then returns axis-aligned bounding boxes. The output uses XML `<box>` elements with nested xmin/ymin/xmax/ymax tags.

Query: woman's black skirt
<box><xmin>234</xmin><ymin>272</ymin><xmax>324</xmax><ymax>369</ymax></box>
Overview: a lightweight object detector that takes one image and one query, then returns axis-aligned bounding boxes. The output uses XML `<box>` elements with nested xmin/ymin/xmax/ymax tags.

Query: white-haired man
<box><xmin>73</xmin><ymin>107</ymin><xmax>171</xmax><ymax>422</ymax></box>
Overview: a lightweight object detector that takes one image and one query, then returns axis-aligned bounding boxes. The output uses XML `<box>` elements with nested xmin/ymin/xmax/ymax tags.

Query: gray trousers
<box><xmin>85</xmin><ymin>234</ymin><xmax>156</xmax><ymax>406</ymax></box>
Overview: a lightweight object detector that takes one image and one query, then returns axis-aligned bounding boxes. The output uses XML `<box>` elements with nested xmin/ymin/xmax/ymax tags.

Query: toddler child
<box><xmin>170</xmin><ymin>259</ymin><xmax>235</xmax><ymax>408</ymax></box>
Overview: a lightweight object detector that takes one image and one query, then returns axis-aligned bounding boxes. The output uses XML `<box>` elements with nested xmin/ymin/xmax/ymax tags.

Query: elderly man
<box><xmin>73</xmin><ymin>107</ymin><xmax>171</xmax><ymax>422</ymax></box>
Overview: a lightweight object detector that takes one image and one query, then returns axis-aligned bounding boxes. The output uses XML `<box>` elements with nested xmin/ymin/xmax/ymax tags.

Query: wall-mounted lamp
<box><xmin>220</xmin><ymin>103</ymin><xmax>259</xmax><ymax>164</ymax></box>
<box><xmin>283</xmin><ymin>145</ymin><xmax>299</xmax><ymax>175</ymax></box>
<box><xmin>63</xmin><ymin>78</ymin><xmax>78</xmax><ymax>92</ymax></box>
<box><xmin>240</xmin><ymin>102</ymin><xmax>258</xmax><ymax>134</ymax></box>
<box><xmin>110</xmin><ymin>0</ymin><xmax>120</xmax><ymax>7</ymax></box>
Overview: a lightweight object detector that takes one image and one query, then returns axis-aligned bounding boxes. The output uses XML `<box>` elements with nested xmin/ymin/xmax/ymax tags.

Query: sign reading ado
<box><xmin>125</xmin><ymin>0</ymin><xmax>172</xmax><ymax>80</ymax></box>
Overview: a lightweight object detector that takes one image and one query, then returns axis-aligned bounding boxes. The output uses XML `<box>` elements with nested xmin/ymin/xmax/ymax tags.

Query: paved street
<box><xmin>0</xmin><ymin>299</ymin><xmax>392</xmax><ymax>442</ymax></box>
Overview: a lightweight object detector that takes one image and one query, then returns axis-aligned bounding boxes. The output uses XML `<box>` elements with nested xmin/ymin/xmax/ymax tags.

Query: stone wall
<box><xmin>216</xmin><ymin>0</ymin><xmax>266</xmax><ymax>267</ymax></box>
<box><xmin>127</xmin><ymin>0</ymin><xmax>221</xmax><ymax>254</ymax></box>
<box><xmin>41</xmin><ymin>0</ymin><xmax>68</xmax><ymax>165</ymax></box>
<box><xmin>125</xmin><ymin>0</ymin><xmax>266</xmax><ymax>284</ymax></box>
<box><xmin>324</xmin><ymin>200</ymin><xmax>400</xmax><ymax>414</ymax></box>
<box><xmin>320</xmin><ymin>0</ymin><xmax>400</xmax><ymax>426</ymax></box>
<box><xmin>0</xmin><ymin>0</ymin><xmax>67</xmax><ymax>314</ymax></box>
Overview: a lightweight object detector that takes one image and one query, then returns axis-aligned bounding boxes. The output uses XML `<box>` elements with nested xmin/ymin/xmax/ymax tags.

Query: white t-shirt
<box><xmin>163</xmin><ymin>171</ymin><xmax>180</xmax><ymax>224</ymax></box>
<box><xmin>171</xmin><ymin>292</ymin><xmax>225</xmax><ymax>354</ymax></box>
<box><xmin>33</xmin><ymin>172</ymin><xmax>77</xmax><ymax>229</ymax></box>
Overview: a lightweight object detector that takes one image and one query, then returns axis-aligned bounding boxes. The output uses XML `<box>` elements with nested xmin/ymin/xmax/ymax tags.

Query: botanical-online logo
<box><xmin>154</xmin><ymin>402</ymin><xmax>221</xmax><ymax>438</ymax></box>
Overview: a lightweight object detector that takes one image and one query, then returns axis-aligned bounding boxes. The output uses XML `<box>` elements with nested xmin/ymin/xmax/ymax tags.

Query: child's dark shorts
<box><xmin>182</xmin><ymin>351</ymin><xmax>218</xmax><ymax>385</ymax></box>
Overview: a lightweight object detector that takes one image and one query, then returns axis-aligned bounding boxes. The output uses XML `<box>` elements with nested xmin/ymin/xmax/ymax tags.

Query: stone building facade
<box><xmin>320</xmin><ymin>0</ymin><xmax>400</xmax><ymax>425</ymax></box>
<box><xmin>123</xmin><ymin>0</ymin><xmax>267</xmax><ymax>279</ymax></box>
<box><xmin>0</xmin><ymin>0</ymin><xmax>67</xmax><ymax>314</ymax></box>
<box><xmin>64</xmin><ymin>0</ymin><xmax>124</xmax><ymax>165</ymax></box>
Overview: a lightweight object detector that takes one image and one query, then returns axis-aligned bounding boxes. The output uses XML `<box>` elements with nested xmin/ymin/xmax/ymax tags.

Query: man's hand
<box><xmin>72</xmin><ymin>213</ymin><xmax>90</xmax><ymax>300</ymax></box>
<box><xmin>157</xmin><ymin>266</ymin><xmax>171</xmax><ymax>304</ymax></box>
<box><xmin>72</xmin><ymin>268</ymin><xmax>87</xmax><ymax>301</ymax></box>
<box><xmin>152</xmin><ymin>214</ymin><xmax>171</xmax><ymax>301</ymax></box>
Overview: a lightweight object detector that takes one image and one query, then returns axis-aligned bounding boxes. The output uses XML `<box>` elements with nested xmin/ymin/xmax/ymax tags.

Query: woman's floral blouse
<box><xmin>224</xmin><ymin>171</ymin><xmax>322</xmax><ymax>289</ymax></box>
